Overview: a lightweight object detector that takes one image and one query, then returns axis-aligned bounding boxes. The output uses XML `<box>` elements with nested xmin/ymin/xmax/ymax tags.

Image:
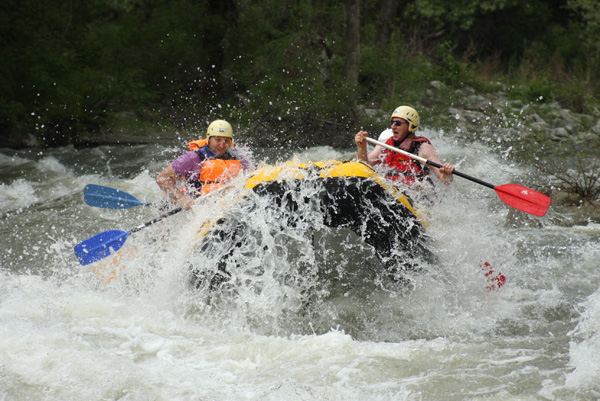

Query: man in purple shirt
<box><xmin>156</xmin><ymin>120</ymin><xmax>252</xmax><ymax>210</ymax></box>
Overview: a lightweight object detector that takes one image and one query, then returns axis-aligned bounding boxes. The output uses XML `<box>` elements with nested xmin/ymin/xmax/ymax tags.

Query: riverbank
<box><xmin>6</xmin><ymin>80</ymin><xmax>600</xmax><ymax>152</ymax></box>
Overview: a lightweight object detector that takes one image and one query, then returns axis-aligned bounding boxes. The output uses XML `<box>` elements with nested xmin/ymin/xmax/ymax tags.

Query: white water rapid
<box><xmin>1</xmin><ymin>130</ymin><xmax>599</xmax><ymax>400</ymax></box>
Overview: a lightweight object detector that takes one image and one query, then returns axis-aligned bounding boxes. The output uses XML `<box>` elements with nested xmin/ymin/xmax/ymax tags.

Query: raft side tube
<box><xmin>190</xmin><ymin>160</ymin><xmax>433</xmax><ymax>290</ymax></box>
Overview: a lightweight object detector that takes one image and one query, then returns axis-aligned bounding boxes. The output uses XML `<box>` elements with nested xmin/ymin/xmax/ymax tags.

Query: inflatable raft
<box><xmin>190</xmin><ymin>160</ymin><xmax>434</xmax><ymax>290</ymax></box>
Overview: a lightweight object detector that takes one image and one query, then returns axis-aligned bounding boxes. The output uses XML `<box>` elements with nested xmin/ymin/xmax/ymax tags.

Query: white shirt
<box><xmin>378</xmin><ymin>129</ymin><xmax>393</xmax><ymax>143</ymax></box>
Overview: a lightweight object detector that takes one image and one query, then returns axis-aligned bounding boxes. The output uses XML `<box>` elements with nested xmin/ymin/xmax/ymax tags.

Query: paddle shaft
<box><xmin>130</xmin><ymin>207</ymin><xmax>182</xmax><ymax>234</ymax></box>
<box><xmin>365</xmin><ymin>137</ymin><xmax>495</xmax><ymax>189</ymax></box>
<box><xmin>365</xmin><ymin>136</ymin><xmax>551</xmax><ymax>216</ymax></box>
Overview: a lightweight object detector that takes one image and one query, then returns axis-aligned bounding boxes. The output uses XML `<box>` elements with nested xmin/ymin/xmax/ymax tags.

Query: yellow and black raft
<box><xmin>190</xmin><ymin>160</ymin><xmax>434</xmax><ymax>290</ymax></box>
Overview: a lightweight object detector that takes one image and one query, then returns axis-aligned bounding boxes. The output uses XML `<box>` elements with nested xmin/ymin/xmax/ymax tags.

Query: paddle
<box><xmin>365</xmin><ymin>137</ymin><xmax>551</xmax><ymax>217</ymax></box>
<box><xmin>84</xmin><ymin>184</ymin><xmax>149</xmax><ymax>209</ymax></box>
<box><xmin>74</xmin><ymin>207</ymin><xmax>182</xmax><ymax>266</ymax></box>
<box><xmin>75</xmin><ymin>182</ymin><xmax>236</xmax><ymax>266</ymax></box>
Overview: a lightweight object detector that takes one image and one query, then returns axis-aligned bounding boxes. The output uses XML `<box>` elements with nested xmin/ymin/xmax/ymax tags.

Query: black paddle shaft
<box><xmin>130</xmin><ymin>207</ymin><xmax>183</xmax><ymax>234</ymax></box>
<box><xmin>425</xmin><ymin>160</ymin><xmax>495</xmax><ymax>189</ymax></box>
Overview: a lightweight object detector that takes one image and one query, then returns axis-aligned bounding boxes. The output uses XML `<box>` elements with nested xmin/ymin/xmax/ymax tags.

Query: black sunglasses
<box><xmin>390</xmin><ymin>120</ymin><xmax>407</xmax><ymax>127</ymax></box>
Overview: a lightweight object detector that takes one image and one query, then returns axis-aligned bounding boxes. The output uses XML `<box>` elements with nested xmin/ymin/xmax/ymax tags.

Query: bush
<box><xmin>552</xmin><ymin>157</ymin><xmax>600</xmax><ymax>201</ymax></box>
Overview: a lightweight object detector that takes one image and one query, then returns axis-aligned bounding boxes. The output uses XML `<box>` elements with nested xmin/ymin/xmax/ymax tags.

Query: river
<box><xmin>1</xmin><ymin>129</ymin><xmax>599</xmax><ymax>400</ymax></box>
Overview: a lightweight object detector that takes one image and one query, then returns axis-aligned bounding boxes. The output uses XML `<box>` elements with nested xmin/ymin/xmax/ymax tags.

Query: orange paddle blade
<box><xmin>494</xmin><ymin>184</ymin><xmax>551</xmax><ymax>217</ymax></box>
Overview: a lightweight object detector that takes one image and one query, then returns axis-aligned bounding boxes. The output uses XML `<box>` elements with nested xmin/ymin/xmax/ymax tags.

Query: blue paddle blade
<box><xmin>84</xmin><ymin>184</ymin><xmax>148</xmax><ymax>209</ymax></box>
<box><xmin>74</xmin><ymin>229</ymin><xmax>130</xmax><ymax>265</ymax></box>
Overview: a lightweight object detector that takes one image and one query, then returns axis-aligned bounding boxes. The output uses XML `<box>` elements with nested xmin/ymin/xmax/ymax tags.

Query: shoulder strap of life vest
<box><xmin>401</xmin><ymin>136</ymin><xmax>431</xmax><ymax>151</ymax></box>
<box><xmin>386</xmin><ymin>136</ymin><xmax>431</xmax><ymax>153</ymax></box>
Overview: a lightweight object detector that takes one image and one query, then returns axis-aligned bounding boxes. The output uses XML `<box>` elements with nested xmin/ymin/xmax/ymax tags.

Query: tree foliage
<box><xmin>0</xmin><ymin>0</ymin><xmax>598</xmax><ymax>147</ymax></box>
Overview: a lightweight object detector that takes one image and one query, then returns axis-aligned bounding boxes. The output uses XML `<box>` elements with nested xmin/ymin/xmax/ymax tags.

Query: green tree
<box><xmin>567</xmin><ymin>0</ymin><xmax>600</xmax><ymax>74</ymax></box>
<box><xmin>0</xmin><ymin>0</ymin><xmax>597</xmax><ymax>148</ymax></box>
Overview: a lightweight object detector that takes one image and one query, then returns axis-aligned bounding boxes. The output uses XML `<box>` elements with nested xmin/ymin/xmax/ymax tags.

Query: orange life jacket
<box><xmin>187</xmin><ymin>139</ymin><xmax>242</xmax><ymax>195</ymax></box>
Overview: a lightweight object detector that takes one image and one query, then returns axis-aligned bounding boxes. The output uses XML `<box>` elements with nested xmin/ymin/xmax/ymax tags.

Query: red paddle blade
<box><xmin>494</xmin><ymin>184</ymin><xmax>551</xmax><ymax>217</ymax></box>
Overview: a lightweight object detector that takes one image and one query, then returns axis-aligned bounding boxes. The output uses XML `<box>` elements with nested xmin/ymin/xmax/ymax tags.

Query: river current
<box><xmin>1</xmin><ymin>129</ymin><xmax>599</xmax><ymax>400</ymax></box>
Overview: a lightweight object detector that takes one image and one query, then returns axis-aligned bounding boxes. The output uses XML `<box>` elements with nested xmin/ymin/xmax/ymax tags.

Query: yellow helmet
<box><xmin>391</xmin><ymin>106</ymin><xmax>420</xmax><ymax>133</ymax></box>
<box><xmin>206</xmin><ymin>119</ymin><xmax>233</xmax><ymax>139</ymax></box>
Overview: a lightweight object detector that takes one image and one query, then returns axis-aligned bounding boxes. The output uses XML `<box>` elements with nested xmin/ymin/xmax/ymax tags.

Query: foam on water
<box><xmin>1</xmin><ymin>139</ymin><xmax>599</xmax><ymax>400</ymax></box>
<box><xmin>0</xmin><ymin>179</ymin><xmax>39</xmax><ymax>210</ymax></box>
<box><xmin>565</xmin><ymin>286</ymin><xmax>600</xmax><ymax>389</ymax></box>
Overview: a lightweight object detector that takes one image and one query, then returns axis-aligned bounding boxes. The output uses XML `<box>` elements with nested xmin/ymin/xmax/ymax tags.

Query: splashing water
<box><xmin>1</xmin><ymin>133</ymin><xmax>599</xmax><ymax>400</ymax></box>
